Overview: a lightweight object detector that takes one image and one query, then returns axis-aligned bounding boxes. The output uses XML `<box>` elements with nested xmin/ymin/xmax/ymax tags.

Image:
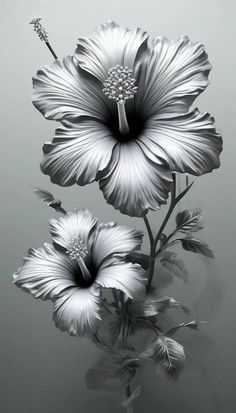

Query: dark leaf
<box><xmin>142</xmin><ymin>336</ymin><xmax>185</xmax><ymax>380</ymax></box>
<box><xmin>166</xmin><ymin>320</ymin><xmax>199</xmax><ymax>336</ymax></box>
<box><xmin>125</xmin><ymin>252</ymin><xmax>150</xmax><ymax>270</ymax></box>
<box><xmin>160</xmin><ymin>251</ymin><xmax>188</xmax><ymax>282</ymax></box>
<box><xmin>181</xmin><ymin>238</ymin><xmax>214</xmax><ymax>258</ymax></box>
<box><xmin>176</xmin><ymin>208</ymin><xmax>203</xmax><ymax>233</ymax></box>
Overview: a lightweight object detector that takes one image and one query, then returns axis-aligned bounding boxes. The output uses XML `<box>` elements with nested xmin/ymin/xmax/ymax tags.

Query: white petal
<box><xmin>96</xmin><ymin>261</ymin><xmax>145</xmax><ymax>299</ymax></box>
<box><xmin>50</xmin><ymin>209</ymin><xmax>98</xmax><ymax>251</ymax></box>
<box><xmin>75</xmin><ymin>21</ymin><xmax>149</xmax><ymax>82</ymax></box>
<box><xmin>142</xmin><ymin>109</ymin><xmax>222</xmax><ymax>175</ymax></box>
<box><xmin>41</xmin><ymin>120</ymin><xmax>116</xmax><ymax>186</ymax></box>
<box><xmin>99</xmin><ymin>142</ymin><xmax>172</xmax><ymax>217</ymax></box>
<box><xmin>14</xmin><ymin>244</ymin><xmax>76</xmax><ymax>300</ymax></box>
<box><xmin>92</xmin><ymin>223</ymin><xmax>143</xmax><ymax>268</ymax></box>
<box><xmin>136</xmin><ymin>36</ymin><xmax>211</xmax><ymax>119</ymax></box>
<box><xmin>53</xmin><ymin>286</ymin><xmax>102</xmax><ymax>336</ymax></box>
<box><xmin>33</xmin><ymin>56</ymin><xmax>109</xmax><ymax>121</ymax></box>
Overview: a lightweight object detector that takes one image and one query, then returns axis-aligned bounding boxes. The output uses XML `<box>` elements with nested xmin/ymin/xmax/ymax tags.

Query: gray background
<box><xmin>1</xmin><ymin>0</ymin><xmax>235</xmax><ymax>412</ymax></box>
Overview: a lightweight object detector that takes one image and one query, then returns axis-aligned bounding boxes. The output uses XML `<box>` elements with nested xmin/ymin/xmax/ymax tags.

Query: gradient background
<box><xmin>1</xmin><ymin>0</ymin><xmax>235</xmax><ymax>412</ymax></box>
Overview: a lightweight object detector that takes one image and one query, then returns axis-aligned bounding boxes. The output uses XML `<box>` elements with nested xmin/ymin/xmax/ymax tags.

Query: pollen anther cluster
<box><xmin>103</xmin><ymin>65</ymin><xmax>138</xmax><ymax>103</ymax></box>
<box><xmin>66</xmin><ymin>237</ymin><xmax>88</xmax><ymax>261</ymax></box>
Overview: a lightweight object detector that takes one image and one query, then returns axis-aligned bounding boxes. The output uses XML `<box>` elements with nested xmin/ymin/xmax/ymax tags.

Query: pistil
<box><xmin>66</xmin><ymin>237</ymin><xmax>92</xmax><ymax>283</ymax></box>
<box><xmin>103</xmin><ymin>65</ymin><xmax>138</xmax><ymax>135</ymax></box>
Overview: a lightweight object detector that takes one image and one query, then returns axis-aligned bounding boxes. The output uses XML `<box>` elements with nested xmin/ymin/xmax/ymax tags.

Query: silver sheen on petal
<box><xmin>14</xmin><ymin>209</ymin><xmax>145</xmax><ymax>336</ymax></box>
<box><xmin>32</xmin><ymin>22</ymin><xmax>222</xmax><ymax>217</ymax></box>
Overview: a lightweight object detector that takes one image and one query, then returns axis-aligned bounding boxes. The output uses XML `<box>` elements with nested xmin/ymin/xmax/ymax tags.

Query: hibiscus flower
<box><xmin>14</xmin><ymin>209</ymin><xmax>145</xmax><ymax>335</ymax></box>
<box><xmin>33</xmin><ymin>22</ymin><xmax>222</xmax><ymax>217</ymax></box>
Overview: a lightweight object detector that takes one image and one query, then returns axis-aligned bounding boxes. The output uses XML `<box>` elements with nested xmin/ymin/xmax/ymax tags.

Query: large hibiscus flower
<box><xmin>14</xmin><ymin>209</ymin><xmax>145</xmax><ymax>336</ymax></box>
<box><xmin>33</xmin><ymin>22</ymin><xmax>222</xmax><ymax>217</ymax></box>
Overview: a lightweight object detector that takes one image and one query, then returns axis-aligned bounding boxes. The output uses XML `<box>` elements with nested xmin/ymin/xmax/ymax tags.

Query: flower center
<box><xmin>66</xmin><ymin>237</ymin><xmax>92</xmax><ymax>283</ymax></box>
<box><xmin>103</xmin><ymin>65</ymin><xmax>138</xmax><ymax>135</ymax></box>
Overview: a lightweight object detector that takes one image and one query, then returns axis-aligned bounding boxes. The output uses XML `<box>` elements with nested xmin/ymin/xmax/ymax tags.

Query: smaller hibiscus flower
<box><xmin>14</xmin><ymin>209</ymin><xmax>145</xmax><ymax>336</ymax></box>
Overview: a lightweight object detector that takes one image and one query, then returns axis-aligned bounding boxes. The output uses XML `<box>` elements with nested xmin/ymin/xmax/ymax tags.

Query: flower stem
<box><xmin>144</xmin><ymin>175</ymin><xmax>194</xmax><ymax>288</ymax></box>
<box><xmin>143</xmin><ymin>215</ymin><xmax>155</xmax><ymax>289</ymax></box>
<box><xmin>125</xmin><ymin>384</ymin><xmax>134</xmax><ymax>413</ymax></box>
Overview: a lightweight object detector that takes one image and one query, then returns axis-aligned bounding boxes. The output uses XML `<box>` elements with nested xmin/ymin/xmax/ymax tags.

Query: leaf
<box><xmin>142</xmin><ymin>336</ymin><xmax>185</xmax><ymax>380</ymax></box>
<box><xmin>128</xmin><ymin>293</ymin><xmax>189</xmax><ymax>320</ymax></box>
<box><xmin>109</xmin><ymin>315</ymin><xmax>122</xmax><ymax>344</ymax></box>
<box><xmin>160</xmin><ymin>251</ymin><xmax>188</xmax><ymax>282</ymax></box>
<box><xmin>125</xmin><ymin>252</ymin><xmax>150</xmax><ymax>270</ymax></box>
<box><xmin>166</xmin><ymin>320</ymin><xmax>199</xmax><ymax>336</ymax></box>
<box><xmin>85</xmin><ymin>353</ymin><xmax>138</xmax><ymax>391</ymax></box>
<box><xmin>181</xmin><ymin>237</ymin><xmax>214</xmax><ymax>258</ymax></box>
<box><xmin>148</xmin><ymin>296</ymin><xmax>190</xmax><ymax>315</ymax></box>
<box><xmin>33</xmin><ymin>187</ymin><xmax>64</xmax><ymax>212</ymax></box>
<box><xmin>176</xmin><ymin>208</ymin><xmax>204</xmax><ymax>233</ymax></box>
<box><xmin>33</xmin><ymin>187</ymin><xmax>56</xmax><ymax>204</ymax></box>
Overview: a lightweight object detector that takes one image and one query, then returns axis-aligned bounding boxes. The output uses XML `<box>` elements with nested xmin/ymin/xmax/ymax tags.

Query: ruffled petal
<box><xmin>53</xmin><ymin>286</ymin><xmax>101</xmax><ymax>336</ymax></box>
<box><xmin>99</xmin><ymin>142</ymin><xmax>172</xmax><ymax>217</ymax></box>
<box><xmin>141</xmin><ymin>109</ymin><xmax>222</xmax><ymax>175</ymax></box>
<box><xmin>75</xmin><ymin>21</ymin><xmax>149</xmax><ymax>82</ymax></box>
<box><xmin>41</xmin><ymin>120</ymin><xmax>116</xmax><ymax>186</ymax></box>
<box><xmin>91</xmin><ymin>223</ymin><xmax>143</xmax><ymax>268</ymax></box>
<box><xmin>136</xmin><ymin>36</ymin><xmax>211</xmax><ymax>119</ymax></box>
<box><xmin>50</xmin><ymin>209</ymin><xmax>98</xmax><ymax>251</ymax></box>
<box><xmin>14</xmin><ymin>244</ymin><xmax>77</xmax><ymax>300</ymax></box>
<box><xmin>32</xmin><ymin>55</ymin><xmax>109</xmax><ymax>121</ymax></box>
<box><xmin>96</xmin><ymin>261</ymin><xmax>145</xmax><ymax>299</ymax></box>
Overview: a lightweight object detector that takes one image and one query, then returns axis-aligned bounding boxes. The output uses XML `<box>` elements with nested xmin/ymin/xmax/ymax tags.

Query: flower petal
<box><xmin>75</xmin><ymin>21</ymin><xmax>149</xmax><ymax>82</ymax></box>
<box><xmin>41</xmin><ymin>120</ymin><xmax>116</xmax><ymax>186</ymax></box>
<box><xmin>141</xmin><ymin>109</ymin><xmax>222</xmax><ymax>175</ymax></box>
<box><xmin>50</xmin><ymin>209</ymin><xmax>98</xmax><ymax>251</ymax></box>
<box><xmin>32</xmin><ymin>55</ymin><xmax>109</xmax><ymax>121</ymax></box>
<box><xmin>14</xmin><ymin>244</ymin><xmax>76</xmax><ymax>300</ymax></box>
<box><xmin>53</xmin><ymin>286</ymin><xmax>101</xmax><ymax>336</ymax></box>
<box><xmin>91</xmin><ymin>223</ymin><xmax>143</xmax><ymax>268</ymax></box>
<box><xmin>96</xmin><ymin>261</ymin><xmax>145</xmax><ymax>299</ymax></box>
<box><xmin>99</xmin><ymin>142</ymin><xmax>172</xmax><ymax>217</ymax></box>
<box><xmin>136</xmin><ymin>36</ymin><xmax>211</xmax><ymax>119</ymax></box>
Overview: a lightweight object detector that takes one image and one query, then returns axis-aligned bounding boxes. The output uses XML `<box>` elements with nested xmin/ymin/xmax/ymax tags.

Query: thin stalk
<box><xmin>147</xmin><ymin>176</ymin><xmax>193</xmax><ymax>287</ymax></box>
<box><xmin>125</xmin><ymin>384</ymin><xmax>134</xmax><ymax>413</ymax></box>
<box><xmin>143</xmin><ymin>216</ymin><xmax>155</xmax><ymax>289</ymax></box>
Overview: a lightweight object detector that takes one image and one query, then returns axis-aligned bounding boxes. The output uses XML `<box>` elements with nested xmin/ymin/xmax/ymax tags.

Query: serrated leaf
<box><xmin>181</xmin><ymin>238</ymin><xmax>214</xmax><ymax>258</ymax></box>
<box><xmin>160</xmin><ymin>251</ymin><xmax>188</xmax><ymax>281</ymax></box>
<box><xmin>176</xmin><ymin>208</ymin><xmax>203</xmax><ymax>233</ymax></box>
<box><xmin>166</xmin><ymin>320</ymin><xmax>199</xmax><ymax>336</ymax></box>
<box><xmin>85</xmin><ymin>354</ymin><xmax>138</xmax><ymax>391</ymax></box>
<box><xmin>142</xmin><ymin>336</ymin><xmax>185</xmax><ymax>380</ymax></box>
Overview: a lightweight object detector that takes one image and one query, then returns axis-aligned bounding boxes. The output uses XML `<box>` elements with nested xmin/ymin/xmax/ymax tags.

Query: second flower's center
<box><xmin>66</xmin><ymin>237</ymin><xmax>92</xmax><ymax>283</ymax></box>
<box><xmin>103</xmin><ymin>65</ymin><xmax>138</xmax><ymax>135</ymax></box>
